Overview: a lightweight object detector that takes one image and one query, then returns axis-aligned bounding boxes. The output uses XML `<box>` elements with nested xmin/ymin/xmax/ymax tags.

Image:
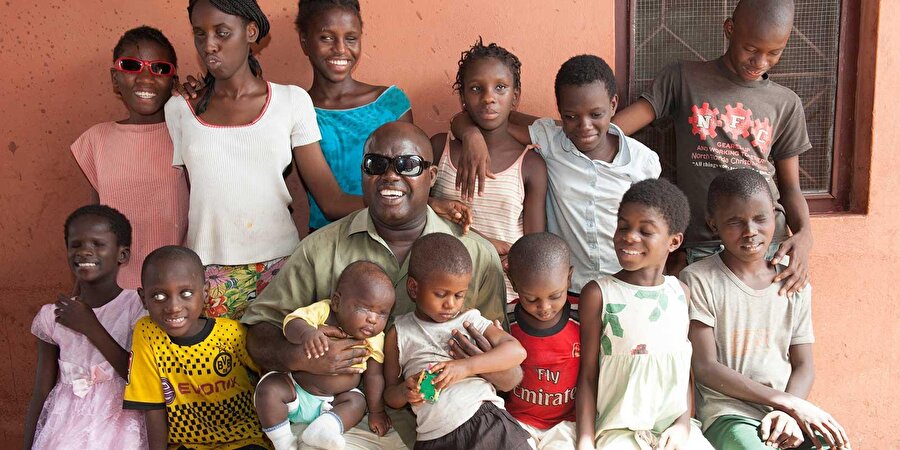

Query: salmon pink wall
<box><xmin>0</xmin><ymin>0</ymin><xmax>613</xmax><ymax>443</ymax></box>
<box><xmin>2</xmin><ymin>0</ymin><xmax>896</xmax><ymax>447</ymax></box>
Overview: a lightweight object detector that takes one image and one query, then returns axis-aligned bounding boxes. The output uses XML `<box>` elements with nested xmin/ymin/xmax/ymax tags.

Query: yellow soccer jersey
<box><xmin>124</xmin><ymin>316</ymin><xmax>267</xmax><ymax>449</ymax></box>
<box><xmin>283</xmin><ymin>298</ymin><xmax>385</xmax><ymax>369</ymax></box>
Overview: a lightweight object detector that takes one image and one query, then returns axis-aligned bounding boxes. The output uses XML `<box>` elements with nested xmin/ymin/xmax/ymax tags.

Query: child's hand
<box><xmin>658</xmin><ymin>420</ymin><xmax>689</xmax><ymax>450</ymax></box>
<box><xmin>785</xmin><ymin>398</ymin><xmax>850</xmax><ymax>449</ymax></box>
<box><xmin>368</xmin><ymin>410</ymin><xmax>392</xmax><ymax>436</ymax></box>
<box><xmin>404</xmin><ymin>374</ymin><xmax>425</xmax><ymax>406</ymax></box>
<box><xmin>429</xmin><ymin>360</ymin><xmax>471</xmax><ymax>391</ymax></box>
<box><xmin>759</xmin><ymin>410</ymin><xmax>804</xmax><ymax>449</ymax></box>
<box><xmin>300</xmin><ymin>326</ymin><xmax>344</xmax><ymax>359</ymax></box>
<box><xmin>428</xmin><ymin>198</ymin><xmax>473</xmax><ymax>234</ymax></box>
<box><xmin>171</xmin><ymin>73</ymin><xmax>206</xmax><ymax>99</ymax></box>
<box><xmin>455</xmin><ymin>123</ymin><xmax>495</xmax><ymax>201</ymax></box>
<box><xmin>54</xmin><ymin>295</ymin><xmax>102</xmax><ymax>338</ymax></box>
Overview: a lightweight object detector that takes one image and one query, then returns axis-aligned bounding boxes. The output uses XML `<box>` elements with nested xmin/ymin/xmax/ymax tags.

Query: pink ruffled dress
<box><xmin>30</xmin><ymin>289</ymin><xmax>148</xmax><ymax>449</ymax></box>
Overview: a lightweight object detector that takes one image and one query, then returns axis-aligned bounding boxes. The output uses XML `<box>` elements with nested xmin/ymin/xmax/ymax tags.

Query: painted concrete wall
<box><xmin>1</xmin><ymin>0</ymin><xmax>896</xmax><ymax>447</ymax></box>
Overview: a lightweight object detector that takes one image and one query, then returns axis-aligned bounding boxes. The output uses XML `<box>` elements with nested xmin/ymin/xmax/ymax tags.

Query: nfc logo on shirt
<box><xmin>214</xmin><ymin>351</ymin><xmax>234</xmax><ymax>377</ymax></box>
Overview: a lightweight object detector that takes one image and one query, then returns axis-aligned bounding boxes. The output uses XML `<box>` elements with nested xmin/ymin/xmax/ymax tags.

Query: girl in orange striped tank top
<box><xmin>430</xmin><ymin>38</ymin><xmax>548</xmax><ymax>307</ymax></box>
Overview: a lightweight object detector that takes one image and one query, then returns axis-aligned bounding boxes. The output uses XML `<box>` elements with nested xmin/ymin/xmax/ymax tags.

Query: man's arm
<box><xmin>246</xmin><ymin>322</ymin><xmax>368</xmax><ymax>374</ymax></box>
<box><xmin>446</xmin><ymin>321</ymin><xmax>523</xmax><ymax>391</ymax></box>
<box><xmin>772</xmin><ymin>155</ymin><xmax>812</xmax><ymax>296</ymax></box>
<box><xmin>468</xmin><ymin>236</ymin><xmax>509</xmax><ymax>325</ymax></box>
<box><xmin>445</xmin><ymin>322</ymin><xmax>525</xmax><ymax>391</ymax></box>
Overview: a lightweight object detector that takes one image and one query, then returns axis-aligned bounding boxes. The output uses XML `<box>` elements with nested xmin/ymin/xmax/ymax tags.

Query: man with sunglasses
<box><xmin>242</xmin><ymin>122</ymin><xmax>510</xmax><ymax>448</ymax></box>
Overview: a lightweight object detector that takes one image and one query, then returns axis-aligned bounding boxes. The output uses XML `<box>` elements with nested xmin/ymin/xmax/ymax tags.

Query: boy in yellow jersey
<box><xmin>124</xmin><ymin>246</ymin><xmax>267</xmax><ymax>449</ymax></box>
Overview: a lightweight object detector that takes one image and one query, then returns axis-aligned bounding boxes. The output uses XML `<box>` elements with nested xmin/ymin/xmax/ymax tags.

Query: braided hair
<box><xmin>187</xmin><ymin>0</ymin><xmax>271</xmax><ymax>114</ymax></box>
<box><xmin>295</xmin><ymin>0</ymin><xmax>362</xmax><ymax>34</ymax></box>
<box><xmin>453</xmin><ymin>37</ymin><xmax>522</xmax><ymax>94</ymax></box>
<box><xmin>113</xmin><ymin>25</ymin><xmax>177</xmax><ymax>67</ymax></box>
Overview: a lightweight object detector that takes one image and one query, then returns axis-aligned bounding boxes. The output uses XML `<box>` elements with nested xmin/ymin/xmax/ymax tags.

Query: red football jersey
<box><xmin>507</xmin><ymin>302</ymin><xmax>580</xmax><ymax>429</ymax></box>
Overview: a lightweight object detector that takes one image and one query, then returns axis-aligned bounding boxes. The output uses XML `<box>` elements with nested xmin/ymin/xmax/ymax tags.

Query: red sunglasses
<box><xmin>113</xmin><ymin>57</ymin><xmax>177</xmax><ymax>76</ymax></box>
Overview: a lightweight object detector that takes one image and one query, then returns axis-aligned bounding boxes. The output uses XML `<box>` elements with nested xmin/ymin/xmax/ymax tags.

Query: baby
<box><xmin>253</xmin><ymin>261</ymin><xmax>396</xmax><ymax>450</ymax></box>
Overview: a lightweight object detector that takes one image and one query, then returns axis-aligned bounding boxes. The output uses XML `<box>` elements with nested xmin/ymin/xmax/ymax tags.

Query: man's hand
<box><xmin>760</xmin><ymin>410</ymin><xmax>804</xmax><ymax>449</ymax></box>
<box><xmin>772</xmin><ymin>229</ymin><xmax>812</xmax><ymax>296</ymax></box>
<box><xmin>447</xmin><ymin>320</ymin><xmax>499</xmax><ymax>360</ymax></box>
<box><xmin>302</xmin><ymin>334</ymin><xmax>370</xmax><ymax>375</ymax></box>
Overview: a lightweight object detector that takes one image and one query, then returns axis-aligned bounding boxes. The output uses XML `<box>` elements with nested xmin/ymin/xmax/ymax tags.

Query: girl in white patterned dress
<box><xmin>576</xmin><ymin>179</ymin><xmax>713</xmax><ymax>450</ymax></box>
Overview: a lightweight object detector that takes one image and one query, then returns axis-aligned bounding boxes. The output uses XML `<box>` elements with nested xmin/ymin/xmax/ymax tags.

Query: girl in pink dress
<box><xmin>23</xmin><ymin>205</ymin><xmax>147</xmax><ymax>449</ymax></box>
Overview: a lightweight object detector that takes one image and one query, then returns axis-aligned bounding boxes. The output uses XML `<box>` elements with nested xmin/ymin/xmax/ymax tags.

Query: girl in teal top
<box><xmin>297</xmin><ymin>0</ymin><xmax>413</xmax><ymax>230</ymax></box>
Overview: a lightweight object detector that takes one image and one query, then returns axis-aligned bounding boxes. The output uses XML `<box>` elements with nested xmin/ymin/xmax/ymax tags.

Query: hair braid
<box><xmin>453</xmin><ymin>37</ymin><xmax>522</xmax><ymax>93</ymax></box>
<box><xmin>188</xmin><ymin>0</ymin><xmax>271</xmax><ymax>114</ymax></box>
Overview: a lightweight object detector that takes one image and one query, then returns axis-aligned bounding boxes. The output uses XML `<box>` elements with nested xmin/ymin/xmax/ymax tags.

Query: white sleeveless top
<box><xmin>394</xmin><ymin>309</ymin><xmax>504</xmax><ymax>440</ymax></box>
<box><xmin>594</xmin><ymin>275</ymin><xmax>693</xmax><ymax>438</ymax></box>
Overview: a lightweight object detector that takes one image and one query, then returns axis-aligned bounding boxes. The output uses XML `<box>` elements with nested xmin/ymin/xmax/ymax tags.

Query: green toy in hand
<box><xmin>418</xmin><ymin>368</ymin><xmax>441</xmax><ymax>403</ymax></box>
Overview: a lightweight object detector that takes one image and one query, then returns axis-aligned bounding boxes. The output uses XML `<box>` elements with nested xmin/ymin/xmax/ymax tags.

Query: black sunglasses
<box><xmin>362</xmin><ymin>153</ymin><xmax>433</xmax><ymax>177</ymax></box>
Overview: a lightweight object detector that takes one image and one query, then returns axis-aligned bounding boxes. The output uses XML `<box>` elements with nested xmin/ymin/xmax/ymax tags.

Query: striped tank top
<box><xmin>432</xmin><ymin>134</ymin><xmax>530</xmax><ymax>302</ymax></box>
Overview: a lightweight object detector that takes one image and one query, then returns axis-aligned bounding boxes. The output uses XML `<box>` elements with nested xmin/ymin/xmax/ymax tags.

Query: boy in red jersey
<box><xmin>506</xmin><ymin>233</ymin><xmax>580</xmax><ymax>449</ymax></box>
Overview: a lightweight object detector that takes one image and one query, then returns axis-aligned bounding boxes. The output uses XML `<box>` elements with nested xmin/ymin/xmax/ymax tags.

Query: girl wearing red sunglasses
<box><xmin>67</xmin><ymin>25</ymin><xmax>189</xmax><ymax>293</ymax></box>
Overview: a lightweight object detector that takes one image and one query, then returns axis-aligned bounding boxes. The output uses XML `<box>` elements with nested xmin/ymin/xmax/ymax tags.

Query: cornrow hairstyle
<box><xmin>620</xmin><ymin>178</ymin><xmax>691</xmax><ymax>235</ymax></box>
<box><xmin>554</xmin><ymin>54</ymin><xmax>616</xmax><ymax>104</ymax></box>
<box><xmin>295</xmin><ymin>0</ymin><xmax>362</xmax><ymax>34</ymax></box>
<box><xmin>64</xmin><ymin>204</ymin><xmax>133</xmax><ymax>247</ymax></box>
<box><xmin>142</xmin><ymin>245</ymin><xmax>205</xmax><ymax>285</ymax></box>
<box><xmin>187</xmin><ymin>0</ymin><xmax>271</xmax><ymax>114</ymax></box>
<box><xmin>453</xmin><ymin>37</ymin><xmax>522</xmax><ymax>93</ymax></box>
<box><xmin>408</xmin><ymin>233</ymin><xmax>473</xmax><ymax>283</ymax></box>
<box><xmin>113</xmin><ymin>25</ymin><xmax>178</xmax><ymax>67</ymax></box>
<box><xmin>706</xmin><ymin>168</ymin><xmax>774</xmax><ymax>216</ymax></box>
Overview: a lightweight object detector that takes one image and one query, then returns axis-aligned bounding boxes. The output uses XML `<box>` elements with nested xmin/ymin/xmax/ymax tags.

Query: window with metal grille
<box><xmin>618</xmin><ymin>0</ymin><xmax>860</xmax><ymax>212</ymax></box>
